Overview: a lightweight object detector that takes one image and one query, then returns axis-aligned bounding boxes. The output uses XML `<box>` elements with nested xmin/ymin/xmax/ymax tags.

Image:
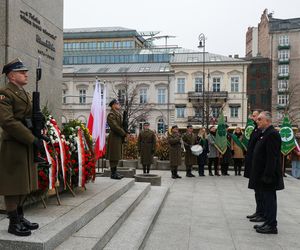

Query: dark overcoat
<box><xmin>168</xmin><ymin>133</ymin><xmax>182</xmax><ymax>166</ymax></box>
<box><xmin>244</xmin><ymin>124</ymin><xmax>261</xmax><ymax>178</ymax></box>
<box><xmin>138</xmin><ymin>129</ymin><xmax>156</xmax><ymax>165</ymax></box>
<box><xmin>182</xmin><ymin>132</ymin><xmax>197</xmax><ymax>165</ymax></box>
<box><xmin>197</xmin><ymin>137</ymin><xmax>208</xmax><ymax>166</ymax></box>
<box><xmin>248</xmin><ymin>125</ymin><xmax>284</xmax><ymax>191</ymax></box>
<box><xmin>220</xmin><ymin>134</ymin><xmax>232</xmax><ymax>165</ymax></box>
<box><xmin>106</xmin><ymin>109</ymin><xmax>126</xmax><ymax>161</ymax></box>
<box><xmin>0</xmin><ymin>82</ymin><xmax>37</xmax><ymax>195</ymax></box>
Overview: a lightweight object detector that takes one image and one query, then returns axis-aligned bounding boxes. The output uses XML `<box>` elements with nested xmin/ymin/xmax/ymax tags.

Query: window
<box><xmin>139</xmin><ymin>89</ymin><xmax>147</xmax><ymax>104</ymax></box>
<box><xmin>211</xmin><ymin>107</ymin><xmax>219</xmax><ymax>118</ymax></box>
<box><xmin>278</xmin><ymin>94</ymin><xmax>288</xmax><ymax>105</ymax></box>
<box><xmin>260</xmin><ymin>79</ymin><xmax>268</xmax><ymax>88</ymax></box>
<box><xmin>212</xmin><ymin>77</ymin><xmax>221</xmax><ymax>92</ymax></box>
<box><xmin>157</xmin><ymin>88</ymin><xmax>166</xmax><ymax>104</ymax></box>
<box><xmin>139</xmin><ymin>119</ymin><xmax>146</xmax><ymax>130</ymax></box>
<box><xmin>230</xmin><ymin>77</ymin><xmax>239</xmax><ymax>92</ymax></box>
<box><xmin>279</xmin><ymin>35</ymin><xmax>289</xmax><ymax>46</ymax></box>
<box><xmin>157</xmin><ymin>118</ymin><xmax>165</xmax><ymax>133</ymax></box>
<box><xmin>177</xmin><ymin>78</ymin><xmax>185</xmax><ymax>93</ymax></box>
<box><xmin>278</xmin><ymin>50</ymin><xmax>290</xmax><ymax>61</ymax></box>
<box><xmin>176</xmin><ymin>107</ymin><xmax>185</xmax><ymax>118</ymax></box>
<box><xmin>249</xmin><ymin>95</ymin><xmax>256</xmax><ymax>105</ymax></box>
<box><xmin>118</xmin><ymin>89</ymin><xmax>126</xmax><ymax>105</ymax></box>
<box><xmin>278</xmin><ymin>80</ymin><xmax>288</xmax><ymax>91</ymax></box>
<box><xmin>79</xmin><ymin>89</ymin><xmax>86</xmax><ymax>104</ymax></box>
<box><xmin>250</xmin><ymin>79</ymin><xmax>256</xmax><ymax>89</ymax></box>
<box><xmin>62</xmin><ymin>90</ymin><xmax>67</xmax><ymax>104</ymax></box>
<box><xmin>230</xmin><ymin>107</ymin><xmax>239</xmax><ymax>118</ymax></box>
<box><xmin>195</xmin><ymin>77</ymin><xmax>203</xmax><ymax>92</ymax></box>
<box><xmin>278</xmin><ymin>65</ymin><xmax>289</xmax><ymax>76</ymax></box>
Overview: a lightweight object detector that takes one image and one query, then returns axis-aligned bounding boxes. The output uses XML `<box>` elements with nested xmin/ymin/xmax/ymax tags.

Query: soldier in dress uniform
<box><xmin>182</xmin><ymin>124</ymin><xmax>197</xmax><ymax>177</ymax></box>
<box><xmin>0</xmin><ymin>58</ymin><xmax>42</xmax><ymax>236</ymax></box>
<box><xmin>106</xmin><ymin>99</ymin><xmax>127</xmax><ymax>179</ymax></box>
<box><xmin>168</xmin><ymin>125</ymin><xmax>182</xmax><ymax>179</ymax></box>
<box><xmin>138</xmin><ymin>122</ymin><xmax>156</xmax><ymax>174</ymax></box>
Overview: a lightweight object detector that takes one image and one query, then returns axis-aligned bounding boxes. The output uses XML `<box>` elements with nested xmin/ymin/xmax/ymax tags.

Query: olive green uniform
<box><xmin>0</xmin><ymin>82</ymin><xmax>36</xmax><ymax>196</ymax></box>
<box><xmin>182</xmin><ymin>132</ymin><xmax>198</xmax><ymax>171</ymax></box>
<box><xmin>138</xmin><ymin>128</ymin><xmax>156</xmax><ymax>173</ymax></box>
<box><xmin>168</xmin><ymin>132</ymin><xmax>182</xmax><ymax>171</ymax></box>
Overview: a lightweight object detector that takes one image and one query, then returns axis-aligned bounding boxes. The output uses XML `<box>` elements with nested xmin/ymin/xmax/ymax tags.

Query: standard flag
<box><xmin>215</xmin><ymin>112</ymin><xmax>227</xmax><ymax>155</ymax></box>
<box><xmin>279</xmin><ymin>115</ymin><xmax>296</xmax><ymax>155</ymax></box>
<box><xmin>241</xmin><ymin>118</ymin><xmax>255</xmax><ymax>150</ymax></box>
<box><xmin>87</xmin><ymin>79</ymin><xmax>107</xmax><ymax>159</ymax></box>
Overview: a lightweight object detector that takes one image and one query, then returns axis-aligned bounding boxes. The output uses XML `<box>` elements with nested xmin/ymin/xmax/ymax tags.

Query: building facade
<box><xmin>246</xmin><ymin>9</ymin><xmax>300</xmax><ymax>126</ymax></box>
<box><xmin>62</xmin><ymin>27</ymin><xmax>249</xmax><ymax>131</ymax></box>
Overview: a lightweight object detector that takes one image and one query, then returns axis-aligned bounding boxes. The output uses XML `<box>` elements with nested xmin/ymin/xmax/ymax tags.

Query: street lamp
<box><xmin>198</xmin><ymin>33</ymin><xmax>206</xmax><ymax>128</ymax></box>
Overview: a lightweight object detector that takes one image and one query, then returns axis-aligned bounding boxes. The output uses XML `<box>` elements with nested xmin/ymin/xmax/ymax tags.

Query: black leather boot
<box><xmin>186</xmin><ymin>170</ymin><xmax>195</xmax><ymax>177</ymax></box>
<box><xmin>7</xmin><ymin>210</ymin><xmax>31</xmax><ymax>236</ymax></box>
<box><xmin>143</xmin><ymin>165</ymin><xmax>146</xmax><ymax>174</ymax></box>
<box><xmin>175</xmin><ymin>170</ymin><xmax>182</xmax><ymax>178</ymax></box>
<box><xmin>17</xmin><ymin>206</ymin><xmax>39</xmax><ymax>230</ymax></box>
<box><xmin>111</xmin><ymin>167</ymin><xmax>122</xmax><ymax>180</ymax></box>
<box><xmin>171</xmin><ymin>170</ymin><xmax>176</xmax><ymax>179</ymax></box>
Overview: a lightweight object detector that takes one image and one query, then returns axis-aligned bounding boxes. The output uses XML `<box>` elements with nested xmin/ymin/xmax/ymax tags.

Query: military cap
<box><xmin>143</xmin><ymin>122</ymin><xmax>150</xmax><ymax>126</ymax></box>
<box><xmin>109</xmin><ymin>98</ymin><xmax>119</xmax><ymax>107</ymax></box>
<box><xmin>171</xmin><ymin>125</ymin><xmax>178</xmax><ymax>129</ymax></box>
<box><xmin>2</xmin><ymin>58</ymin><xmax>28</xmax><ymax>75</ymax></box>
<box><xmin>187</xmin><ymin>124</ymin><xmax>193</xmax><ymax>128</ymax></box>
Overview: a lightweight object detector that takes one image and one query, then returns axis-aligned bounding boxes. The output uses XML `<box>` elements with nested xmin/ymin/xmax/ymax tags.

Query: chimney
<box><xmin>234</xmin><ymin>54</ymin><xmax>239</xmax><ymax>58</ymax></box>
<box><xmin>228</xmin><ymin>55</ymin><xmax>232</xmax><ymax>58</ymax></box>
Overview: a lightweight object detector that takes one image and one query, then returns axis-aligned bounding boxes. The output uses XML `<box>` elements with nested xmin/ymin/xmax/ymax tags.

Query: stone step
<box><xmin>0</xmin><ymin>178</ymin><xmax>134</xmax><ymax>250</ymax></box>
<box><xmin>103</xmin><ymin>186</ymin><xmax>169</xmax><ymax>250</ymax></box>
<box><xmin>55</xmin><ymin>182</ymin><xmax>151</xmax><ymax>250</ymax></box>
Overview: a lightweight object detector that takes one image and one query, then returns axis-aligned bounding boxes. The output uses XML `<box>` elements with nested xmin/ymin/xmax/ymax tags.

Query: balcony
<box><xmin>278</xmin><ymin>45</ymin><xmax>290</xmax><ymax>50</ymax></box>
<box><xmin>188</xmin><ymin>91</ymin><xmax>228</xmax><ymax>99</ymax></box>
<box><xmin>277</xmin><ymin>74</ymin><xmax>289</xmax><ymax>80</ymax></box>
<box><xmin>188</xmin><ymin>116</ymin><xmax>203</xmax><ymax>124</ymax></box>
<box><xmin>278</xmin><ymin>59</ymin><xmax>290</xmax><ymax>65</ymax></box>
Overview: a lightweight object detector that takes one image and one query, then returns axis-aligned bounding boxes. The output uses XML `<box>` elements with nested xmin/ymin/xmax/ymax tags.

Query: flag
<box><xmin>87</xmin><ymin>79</ymin><xmax>107</xmax><ymax>159</ymax></box>
<box><xmin>279</xmin><ymin>115</ymin><xmax>296</xmax><ymax>155</ymax></box>
<box><xmin>215</xmin><ymin>112</ymin><xmax>228</xmax><ymax>155</ymax></box>
<box><xmin>241</xmin><ymin>118</ymin><xmax>255</xmax><ymax>150</ymax></box>
<box><xmin>231</xmin><ymin>133</ymin><xmax>245</xmax><ymax>151</ymax></box>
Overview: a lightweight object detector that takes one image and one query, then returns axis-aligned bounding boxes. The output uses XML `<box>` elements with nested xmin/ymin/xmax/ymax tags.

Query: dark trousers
<box><xmin>198</xmin><ymin>164</ymin><xmax>205</xmax><ymax>175</ymax></box>
<box><xmin>142</xmin><ymin>164</ymin><xmax>151</xmax><ymax>173</ymax></box>
<box><xmin>233</xmin><ymin>158</ymin><xmax>243</xmax><ymax>175</ymax></box>
<box><xmin>255</xmin><ymin>189</ymin><xmax>265</xmax><ymax>217</ymax></box>
<box><xmin>263</xmin><ymin>190</ymin><xmax>277</xmax><ymax>227</ymax></box>
<box><xmin>221</xmin><ymin>164</ymin><xmax>229</xmax><ymax>175</ymax></box>
<box><xmin>208</xmin><ymin>158</ymin><xmax>218</xmax><ymax>174</ymax></box>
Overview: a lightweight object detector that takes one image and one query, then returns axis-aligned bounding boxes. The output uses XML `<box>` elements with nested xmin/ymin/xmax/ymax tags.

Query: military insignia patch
<box><xmin>0</xmin><ymin>95</ymin><xmax>7</xmax><ymax>100</ymax></box>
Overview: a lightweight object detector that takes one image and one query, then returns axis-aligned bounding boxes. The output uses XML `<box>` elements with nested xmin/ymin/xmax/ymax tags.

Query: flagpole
<box><xmin>282</xmin><ymin>154</ymin><xmax>285</xmax><ymax>177</ymax></box>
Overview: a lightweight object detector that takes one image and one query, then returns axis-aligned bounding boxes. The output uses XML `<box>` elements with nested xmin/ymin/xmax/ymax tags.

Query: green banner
<box><xmin>231</xmin><ymin>133</ymin><xmax>245</xmax><ymax>151</ymax></box>
<box><xmin>280</xmin><ymin>115</ymin><xmax>296</xmax><ymax>155</ymax></box>
<box><xmin>241</xmin><ymin>118</ymin><xmax>255</xmax><ymax>151</ymax></box>
<box><xmin>215</xmin><ymin>112</ymin><xmax>227</xmax><ymax>155</ymax></box>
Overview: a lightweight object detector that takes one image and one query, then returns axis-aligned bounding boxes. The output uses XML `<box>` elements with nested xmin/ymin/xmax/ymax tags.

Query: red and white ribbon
<box><xmin>76</xmin><ymin>129</ymin><xmax>86</xmax><ymax>187</ymax></box>
<box><xmin>43</xmin><ymin>141</ymin><xmax>56</xmax><ymax>190</ymax></box>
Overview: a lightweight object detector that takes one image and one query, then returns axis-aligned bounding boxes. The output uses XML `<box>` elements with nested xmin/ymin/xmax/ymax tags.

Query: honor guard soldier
<box><xmin>138</xmin><ymin>122</ymin><xmax>156</xmax><ymax>174</ymax></box>
<box><xmin>182</xmin><ymin>124</ymin><xmax>197</xmax><ymax>177</ymax></box>
<box><xmin>0</xmin><ymin>58</ymin><xmax>42</xmax><ymax>236</ymax></box>
<box><xmin>168</xmin><ymin>125</ymin><xmax>182</xmax><ymax>179</ymax></box>
<box><xmin>107</xmin><ymin>99</ymin><xmax>127</xmax><ymax>179</ymax></box>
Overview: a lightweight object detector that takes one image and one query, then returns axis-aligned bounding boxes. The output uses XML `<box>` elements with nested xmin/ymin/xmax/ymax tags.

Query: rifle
<box><xmin>122</xmin><ymin>109</ymin><xmax>129</xmax><ymax>134</ymax></box>
<box><xmin>32</xmin><ymin>57</ymin><xmax>47</xmax><ymax>163</ymax></box>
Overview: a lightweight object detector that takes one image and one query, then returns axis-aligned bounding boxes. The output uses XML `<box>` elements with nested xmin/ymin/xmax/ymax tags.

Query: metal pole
<box><xmin>203</xmin><ymin>43</ymin><xmax>205</xmax><ymax>128</ymax></box>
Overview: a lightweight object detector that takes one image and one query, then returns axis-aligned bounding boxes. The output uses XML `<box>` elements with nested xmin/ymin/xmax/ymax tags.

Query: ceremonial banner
<box><xmin>215</xmin><ymin>112</ymin><xmax>228</xmax><ymax>155</ymax></box>
<box><xmin>241</xmin><ymin>118</ymin><xmax>255</xmax><ymax>150</ymax></box>
<box><xmin>280</xmin><ymin>115</ymin><xmax>296</xmax><ymax>155</ymax></box>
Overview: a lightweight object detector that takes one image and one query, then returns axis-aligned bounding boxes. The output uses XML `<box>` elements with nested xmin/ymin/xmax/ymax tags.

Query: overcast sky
<box><xmin>64</xmin><ymin>0</ymin><xmax>300</xmax><ymax>57</ymax></box>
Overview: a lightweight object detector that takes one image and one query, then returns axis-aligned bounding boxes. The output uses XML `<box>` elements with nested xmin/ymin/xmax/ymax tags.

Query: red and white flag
<box><xmin>87</xmin><ymin>79</ymin><xmax>107</xmax><ymax>159</ymax></box>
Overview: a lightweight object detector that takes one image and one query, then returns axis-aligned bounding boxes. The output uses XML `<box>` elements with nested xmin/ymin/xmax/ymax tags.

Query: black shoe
<box><xmin>171</xmin><ymin>170</ymin><xmax>176</xmax><ymax>179</ymax></box>
<box><xmin>238</xmin><ymin>173</ymin><xmax>241</xmax><ymax>176</ymax></box>
<box><xmin>20</xmin><ymin>217</ymin><xmax>39</xmax><ymax>230</ymax></box>
<box><xmin>253</xmin><ymin>222</ymin><xmax>266</xmax><ymax>229</ymax></box>
<box><xmin>8</xmin><ymin>210</ymin><xmax>31</xmax><ymax>237</ymax></box>
<box><xmin>250</xmin><ymin>216</ymin><xmax>265</xmax><ymax>222</ymax></box>
<box><xmin>246</xmin><ymin>213</ymin><xmax>257</xmax><ymax>219</ymax></box>
<box><xmin>186</xmin><ymin>172</ymin><xmax>195</xmax><ymax>177</ymax></box>
<box><xmin>209</xmin><ymin>172</ymin><xmax>214</xmax><ymax>176</ymax></box>
<box><xmin>111</xmin><ymin>173</ymin><xmax>122</xmax><ymax>180</ymax></box>
<box><xmin>256</xmin><ymin>225</ymin><xmax>278</xmax><ymax>234</ymax></box>
<box><xmin>175</xmin><ymin>173</ymin><xmax>182</xmax><ymax>178</ymax></box>
<box><xmin>199</xmin><ymin>174</ymin><xmax>205</xmax><ymax>177</ymax></box>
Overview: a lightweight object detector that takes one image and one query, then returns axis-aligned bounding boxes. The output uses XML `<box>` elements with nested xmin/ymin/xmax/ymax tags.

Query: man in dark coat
<box><xmin>249</xmin><ymin>111</ymin><xmax>284</xmax><ymax>234</ymax></box>
<box><xmin>0</xmin><ymin>59</ymin><xmax>42</xmax><ymax>236</ymax></box>
<box><xmin>138</xmin><ymin>122</ymin><xmax>156</xmax><ymax>174</ymax></box>
<box><xmin>182</xmin><ymin>124</ymin><xmax>197</xmax><ymax>177</ymax></box>
<box><xmin>244</xmin><ymin>111</ymin><xmax>265</xmax><ymax>222</ymax></box>
<box><xmin>107</xmin><ymin>99</ymin><xmax>127</xmax><ymax>179</ymax></box>
<box><xmin>168</xmin><ymin>125</ymin><xmax>182</xmax><ymax>179</ymax></box>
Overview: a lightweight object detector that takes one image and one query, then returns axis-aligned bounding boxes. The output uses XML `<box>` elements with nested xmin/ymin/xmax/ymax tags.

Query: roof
<box><xmin>171</xmin><ymin>52</ymin><xmax>248</xmax><ymax>64</ymax></box>
<box><xmin>269</xmin><ymin>17</ymin><xmax>300</xmax><ymax>32</ymax></box>
<box><xmin>63</xmin><ymin>63</ymin><xmax>172</xmax><ymax>75</ymax></box>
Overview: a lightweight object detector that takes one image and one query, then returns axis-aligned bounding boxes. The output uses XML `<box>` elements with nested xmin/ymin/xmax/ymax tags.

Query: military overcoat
<box><xmin>168</xmin><ymin>132</ymin><xmax>182</xmax><ymax>166</ymax></box>
<box><xmin>182</xmin><ymin>132</ymin><xmax>197</xmax><ymax>165</ymax></box>
<box><xmin>106</xmin><ymin>109</ymin><xmax>126</xmax><ymax>161</ymax></box>
<box><xmin>138</xmin><ymin>129</ymin><xmax>156</xmax><ymax>165</ymax></box>
<box><xmin>0</xmin><ymin>82</ymin><xmax>36</xmax><ymax>195</ymax></box>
